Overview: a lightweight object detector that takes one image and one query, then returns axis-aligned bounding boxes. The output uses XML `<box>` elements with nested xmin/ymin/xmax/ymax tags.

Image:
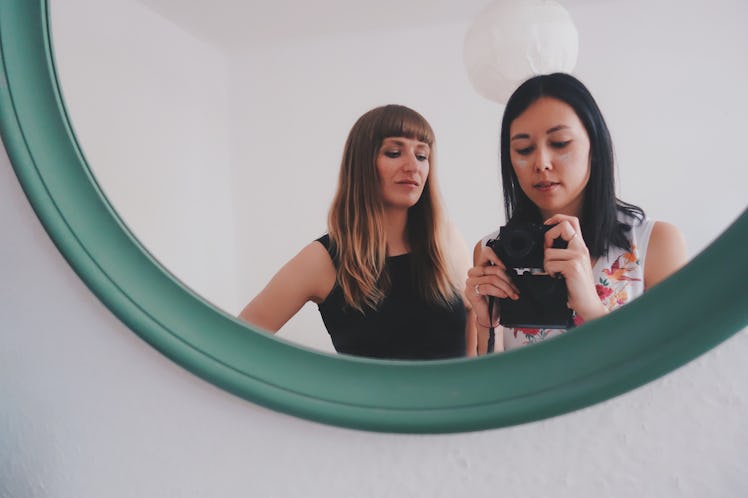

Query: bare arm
<box><xmin>644</xmin><ymin>221</ymin><xmax>688</xmax><ymax>289</ymax></box>
<box><xmin>238</xmin><ymin>241</ymin><xmax>336</xmax><ymax>333</ymax></box>
<box><xmin>465</xmin><ymin>311</ymin><xmax>479</xmax><ymax>357</ymax></box>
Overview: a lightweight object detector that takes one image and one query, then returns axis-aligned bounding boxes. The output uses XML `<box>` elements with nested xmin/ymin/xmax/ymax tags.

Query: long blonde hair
<box><xmin>327</xmin><ymin>104</ymin><xmax>459</xmax><ymax>312</ymax></box>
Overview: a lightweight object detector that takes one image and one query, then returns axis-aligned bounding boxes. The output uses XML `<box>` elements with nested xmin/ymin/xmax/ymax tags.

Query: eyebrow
<box><xmin>546</xmin><ymin>124</ymin><xmax>570</xmax><ymax>134</ymax></box>
<box><xmin>510</xmin><ymin>133</ymin><xmax>530</xmax><ymax>142</ymax></box>
<box><xmin>510</xmin><ymin>124</ymin><xmax>571</xmax><ymax>141</ymax></box>
<box><xmin>382</xmin><ymin>138</ymin><xmax>430</xmax><ymax>150</ymax></box>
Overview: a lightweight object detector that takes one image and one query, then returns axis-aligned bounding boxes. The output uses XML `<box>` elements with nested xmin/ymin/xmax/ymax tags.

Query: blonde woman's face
<box><xmin>376</xmin><ymin>137</ymin><xmax>430</xmax><ymax>211</ymax></box>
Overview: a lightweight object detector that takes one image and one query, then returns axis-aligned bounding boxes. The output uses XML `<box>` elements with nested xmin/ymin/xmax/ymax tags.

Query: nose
<box><xmin>402</xmin><ymin>152</ymin><xmax>419</xmax><ymax>171</ymax></box>
<box><xmin>534</xmin><ymin>146</ymin><xmax>552</xmax><ymax>172</ymax></box>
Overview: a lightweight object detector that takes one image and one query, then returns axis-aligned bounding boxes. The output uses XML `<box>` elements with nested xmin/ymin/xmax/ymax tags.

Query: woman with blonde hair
<box><xmin>240</xmin><ymin>104</ymin><xmax>474</xmax><ymax>360</ymax></box>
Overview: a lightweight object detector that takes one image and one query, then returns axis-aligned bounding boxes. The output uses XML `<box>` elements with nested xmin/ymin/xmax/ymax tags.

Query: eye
<box><xmin>551</xmin><ymin>140</ymin><xmax>571</xmax><ymax>149</ymax></box>
<box><xmin>416</xmin><ymin>153</ymin><xmax>429</xmax><ymax>162</ymax></box>
<box><xmin>384</xmin><ymin>150</ymin><xmax>401</xmax><ymax>158</ymax></box>
<box><xmin>514</xmin><ymin>146</ymin><xmax>534</xmax><ymax>156</ymax></box>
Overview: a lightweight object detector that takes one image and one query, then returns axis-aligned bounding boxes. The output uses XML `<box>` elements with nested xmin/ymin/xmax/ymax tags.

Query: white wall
<box><xmin>571</xmin><ymin>0</ymin><xmax>747</xmax><ymax>245</ymax></box>
<box><xmin>2</xmin><ymin>147</ymin><xmax>747</xmax><ymax>496</ymax></box>
<box><xmin>51</xmin><ymin>0</ymin><xmax>242</xmax><ymax>312</ymax></box>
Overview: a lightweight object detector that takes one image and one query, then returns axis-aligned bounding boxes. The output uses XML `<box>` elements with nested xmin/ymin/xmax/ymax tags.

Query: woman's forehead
<box><xmin>511</xmin><ymin>97</ymin><xmax>584</xmax><ymax>135</ymax></box>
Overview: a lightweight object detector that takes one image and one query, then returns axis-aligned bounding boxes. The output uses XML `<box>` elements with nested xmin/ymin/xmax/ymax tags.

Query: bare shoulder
<box><xmin>297</xmin><ymin>239</ymin><xmax>334</xmax><ymax>264</ymax></box>
<box><xmin>237</xmin><ymin>240</ymin><xmax>336</xmax><ymax>332</ymax></box>
<box><xmin>291</xmin><ymin>240</ymin><xmax>337</xmax><ymax>303</ymax></box>
<box><xmin>649</xmin><ymin>221</ymin><xmax>687</xmax><ymax>256</ymax></box>
<box><xmin>644</xmin><ymin>221</ymin><xmax>688</xmax><ymax>289</ymax></box>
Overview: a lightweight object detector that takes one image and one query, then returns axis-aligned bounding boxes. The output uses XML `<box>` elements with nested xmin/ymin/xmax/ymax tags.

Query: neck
<box><xmin>383</xmin><ymin>207</ymin><xmax>409</xmax><ymax>256</ymax></box>
<box><xmin>540</xmin><ymin>196</ymin><xmax>584</xmax><ymax>221</ymax></box>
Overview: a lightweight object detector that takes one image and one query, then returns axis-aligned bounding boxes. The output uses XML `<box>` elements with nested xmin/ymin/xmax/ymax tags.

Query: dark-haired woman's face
<box><xmin>509</xmin><ymin>97</ymin><xmax>591</xmax><ymax>219</ymax></box>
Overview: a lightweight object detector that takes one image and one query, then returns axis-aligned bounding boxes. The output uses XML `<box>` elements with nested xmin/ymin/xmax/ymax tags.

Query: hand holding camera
<box><xmin>468</xmin><ymin>214</ymin><xmax>606</xmax><ymax>331</ymax></box>
<box><xmin>486</xmin><ymin>219</ymin><xmax>574</xmax><ymax>329</ymax></box>
<box><xmin>541</xmin><ymin>214</ymin><xmax>609</xmax><ymax>323</ymax></box>
<box><xmin>465</xmin><ymin>249</ymin><xmax>519</xmax><ymax>330</ymax></box>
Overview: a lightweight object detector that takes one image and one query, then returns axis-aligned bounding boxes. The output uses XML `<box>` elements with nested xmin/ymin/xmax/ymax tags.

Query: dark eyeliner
<box><xmin>515</xmin><ymin>146</ymin><xmax>534</xmax><ymax>155</ymax></box>
<box><xmin>551</xmin><ymin>140</ymin><xmax>571</xmax><ymax>149</ymax></box>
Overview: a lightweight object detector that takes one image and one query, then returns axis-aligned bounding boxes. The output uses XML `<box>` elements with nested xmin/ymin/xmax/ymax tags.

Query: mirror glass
<box><xmin>50</xmin><ymin>0</ymin><xmax>747</xmax><ymax>354</ymax></box>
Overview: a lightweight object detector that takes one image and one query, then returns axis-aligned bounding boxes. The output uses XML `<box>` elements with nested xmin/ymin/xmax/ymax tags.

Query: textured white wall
<box><xmin>2</xmin><ymin>149</ymin><xmax>747</xmax><ymax>496</ymax></box>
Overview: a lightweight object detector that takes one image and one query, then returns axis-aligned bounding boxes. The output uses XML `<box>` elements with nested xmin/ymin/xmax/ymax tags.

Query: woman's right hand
<box><xmin>465</xmin><ymin>243</ymin><xmax>520</xmax><ymax>329</ymax></box>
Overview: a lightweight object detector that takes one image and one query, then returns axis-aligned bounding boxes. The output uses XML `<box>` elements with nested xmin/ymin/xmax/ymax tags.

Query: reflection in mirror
<box><xmin>466</xmin><ymin>73</ymin><xmax>688</xmax><ymax>354</ymax></box>
<box><xmin>51</xmin><ymin>0</ymin><xmax>748</xmax><ymax>355</ymax></box>
<box><xmin>239</xmin><ymin>105</ymin><xmax>474</xmax><ymax>360</ymax></box>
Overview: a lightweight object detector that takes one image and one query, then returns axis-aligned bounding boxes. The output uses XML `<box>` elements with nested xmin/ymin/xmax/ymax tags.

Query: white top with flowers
<box><xmin>481</xmin><ymin>214</ymin><xmax>655</xmax><ymax>351</ymax></box>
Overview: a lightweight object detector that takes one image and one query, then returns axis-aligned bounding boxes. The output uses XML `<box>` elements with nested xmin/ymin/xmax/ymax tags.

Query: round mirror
<box><xmin>1</xmin><ymin>0</ymin><xmax>746</xmax><ymax>432</ymax></box>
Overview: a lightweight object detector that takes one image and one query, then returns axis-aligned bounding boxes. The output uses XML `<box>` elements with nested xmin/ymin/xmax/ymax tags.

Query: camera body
<box><xmin>487</xmin><ymin>222</ymin><xmax>574</xmax><ymax>329</ymax></box>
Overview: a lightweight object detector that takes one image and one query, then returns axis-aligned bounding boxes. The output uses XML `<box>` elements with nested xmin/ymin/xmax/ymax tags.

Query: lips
<box><xmin>534</xmin><ymin>181</ymin><xmax>559</xmax><ymax>192</ymax></box>
<box><xmin>396</xmin><ymin>179</ymin><xmax>420</xmax><ymax>187</ymax></box>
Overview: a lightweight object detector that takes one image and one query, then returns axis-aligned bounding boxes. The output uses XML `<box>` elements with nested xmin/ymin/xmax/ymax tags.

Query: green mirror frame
<box><xmin>2</xmin><ymin>0</ymin><xmax>746</xmax><ymax>434</ymax></box>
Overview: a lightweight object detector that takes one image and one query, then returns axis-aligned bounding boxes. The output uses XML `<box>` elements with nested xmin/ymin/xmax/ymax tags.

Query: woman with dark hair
<box><xmin>466</xmin><ymin>73</ymin><xmax>687</xmax><ymax>352</ymax></box>
<box><xmin>240</xmin><ymin>104</ymin><xmax>474</xmax><ymax>360</ymax></box>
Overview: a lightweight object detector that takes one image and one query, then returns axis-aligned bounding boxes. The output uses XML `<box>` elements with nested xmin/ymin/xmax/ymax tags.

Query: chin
<box><xmin>385</xmin><ymin>200</ymin><xmax>418</xmax><ymax>211</ymax></box>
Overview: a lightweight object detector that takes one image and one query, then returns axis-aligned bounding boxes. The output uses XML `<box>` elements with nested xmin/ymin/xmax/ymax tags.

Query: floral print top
<box><xmin>481</xmin><ymin>215</ymin><xmax>655</xmax><ymax>351</ymax></box>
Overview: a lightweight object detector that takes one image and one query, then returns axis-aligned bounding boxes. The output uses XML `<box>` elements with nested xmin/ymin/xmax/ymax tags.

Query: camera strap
<box><xmin>487</xmin><ymin>296</ymin><xmax>496</xmax><ymax>353</ymax></box>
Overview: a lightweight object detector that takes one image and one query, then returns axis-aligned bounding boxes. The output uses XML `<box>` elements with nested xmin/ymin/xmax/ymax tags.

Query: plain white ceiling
<box><xmin>135</xmin><ymin>0</ymin><xmax>602</xmax><ymax>51</ymax></box>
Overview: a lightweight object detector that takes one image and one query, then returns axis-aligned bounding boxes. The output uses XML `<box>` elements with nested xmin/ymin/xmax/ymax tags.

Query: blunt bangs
<box><xmin>375</xmin><ymin>105</ymin><xmax>434</xmax><ymax>146</ymax></box>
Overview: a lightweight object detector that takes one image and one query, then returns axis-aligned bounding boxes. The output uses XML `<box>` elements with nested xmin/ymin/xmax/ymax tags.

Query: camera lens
<box><xmin>504</xmin><ymin>230</ymin><xmax>536</xmax><ymax>259</ymax></box>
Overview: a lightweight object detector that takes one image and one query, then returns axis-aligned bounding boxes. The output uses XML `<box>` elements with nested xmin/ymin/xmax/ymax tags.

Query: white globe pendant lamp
<box><xmin>464</xmin><ymin>0</ymin><xmax>579</xmax><ymax>104</ymax></box>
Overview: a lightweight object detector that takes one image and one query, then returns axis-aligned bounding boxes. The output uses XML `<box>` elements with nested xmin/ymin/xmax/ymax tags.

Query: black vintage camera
<box><xmin>487</xmin><ymin>222</ymin><xmax>574</xmax><ymax>329</ymax></box>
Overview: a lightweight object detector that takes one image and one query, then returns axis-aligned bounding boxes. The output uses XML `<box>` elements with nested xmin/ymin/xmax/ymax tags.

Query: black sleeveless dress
<box><xmin>316</xmin><ymin>235</ymin><xmax>466</xmax><ymax>360</ymax></box>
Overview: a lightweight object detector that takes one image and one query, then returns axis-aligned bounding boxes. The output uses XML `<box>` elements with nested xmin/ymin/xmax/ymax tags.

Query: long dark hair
<box><xmin>500</xmin><ymin>73</ymin><xmax>643</xmax><ymax>258</ymax></box>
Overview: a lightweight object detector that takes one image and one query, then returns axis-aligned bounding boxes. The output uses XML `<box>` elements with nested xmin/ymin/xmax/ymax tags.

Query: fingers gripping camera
<box><xmin>487</xmin><ymin>222</ymin><xmax>575</xmax><ymax>329</ymax></box>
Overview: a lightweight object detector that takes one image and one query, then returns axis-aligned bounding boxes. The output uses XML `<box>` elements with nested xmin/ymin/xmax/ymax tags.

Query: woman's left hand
<box><xmin>543</xmin><ymin>214</ymin><xmax>607</xmax><ymax>322</ymax></box>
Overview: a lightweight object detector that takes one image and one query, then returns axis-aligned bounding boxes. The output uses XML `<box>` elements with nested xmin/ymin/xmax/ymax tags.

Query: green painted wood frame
<box><xmin>1</xmin><ymin>0</ymin><xmax>746</xmax><ymax>434</ymax></box>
